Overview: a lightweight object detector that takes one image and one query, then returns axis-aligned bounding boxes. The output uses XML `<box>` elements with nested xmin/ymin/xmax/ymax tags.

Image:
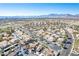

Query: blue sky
<box><xmin>0</xmin><ymin>3</ymin><xmax>79</xmax><ymax>16</ymax></box>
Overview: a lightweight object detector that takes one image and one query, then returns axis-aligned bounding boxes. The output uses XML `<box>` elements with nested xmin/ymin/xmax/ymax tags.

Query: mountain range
<box><xmin>0</xmin><ymin>14</ymin><xmax>79</xmax><ymax>20</ymax></box>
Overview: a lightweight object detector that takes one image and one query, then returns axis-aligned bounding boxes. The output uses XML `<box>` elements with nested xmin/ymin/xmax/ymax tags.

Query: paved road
<box><xmin>22</xmin><ymin>27</ymin><xmax>74</xmax><ymax>56</ymax></box>
<box><xmin>14</xmin><ymin>27</ymin><xmax>74</xmax><ymax>56</ymax></box>
<box><xmin>60</xmin><ymin>28</ymin><xmax>74</xmax><ymax>56</ymax></box>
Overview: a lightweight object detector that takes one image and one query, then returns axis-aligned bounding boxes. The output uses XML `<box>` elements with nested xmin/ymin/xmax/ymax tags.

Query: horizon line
<box><xmin>0</xmin><ymin>13</ymin><xmax>79</xmax><ymax>16</ymax></box>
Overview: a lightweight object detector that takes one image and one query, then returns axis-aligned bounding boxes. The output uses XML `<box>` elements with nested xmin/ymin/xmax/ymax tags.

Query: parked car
<box><xmin>66</xmin><ymin>39</ymin><xmax>72</xmax><ymax>44</ymax></box>
<box><xmin>63</xmin><ymin>44</ymin><xmax>70</xmax><ymax>49</ymax></box>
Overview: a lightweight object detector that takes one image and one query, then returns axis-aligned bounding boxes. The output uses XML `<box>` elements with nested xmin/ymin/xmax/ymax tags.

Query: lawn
<box><xmin>74</xmin><ymin>39</ymin><xmax>79</xmax><ymax>53</ymax></box>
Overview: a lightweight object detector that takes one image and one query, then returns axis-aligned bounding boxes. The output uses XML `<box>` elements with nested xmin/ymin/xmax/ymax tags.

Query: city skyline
<box><xmin>0</xmin><ymin>3</ymin><xmax>79</xmax><ymax>16</ymax></box>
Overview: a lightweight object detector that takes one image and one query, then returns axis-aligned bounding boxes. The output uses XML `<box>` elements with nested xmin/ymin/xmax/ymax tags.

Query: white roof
<box><xmin>48</xmin><ymin>36</ymin><xmax>54</xmax><ymax>41</ymax></box>
<box><xmin>0</xmin><ymin>41</ymin><xmax>8</xmax><ymax>47</ymax></box>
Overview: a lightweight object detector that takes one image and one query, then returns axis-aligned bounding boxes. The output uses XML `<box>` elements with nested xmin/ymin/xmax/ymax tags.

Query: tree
<box><xmin>43</xmin><ymin>27</ymin><xmax>47</xmax><ymax>31</ymax></box>
<box><xmin>0</xmin><ymin>35</ymin><xmax>3</xmax><ymax>42</ymax></box>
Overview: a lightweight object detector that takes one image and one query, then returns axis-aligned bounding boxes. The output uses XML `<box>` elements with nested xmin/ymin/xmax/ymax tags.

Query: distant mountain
<box><xmin>0</xmin><ymin>14</ymin><xmax>79</xmax><ymax>20</ymax></box>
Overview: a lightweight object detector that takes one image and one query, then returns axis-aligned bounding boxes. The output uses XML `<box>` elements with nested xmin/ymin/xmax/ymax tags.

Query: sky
<box><xmin>0</xmin><ymin>3</ymin><xmax>79</xmax><ymax>16</ymax></box>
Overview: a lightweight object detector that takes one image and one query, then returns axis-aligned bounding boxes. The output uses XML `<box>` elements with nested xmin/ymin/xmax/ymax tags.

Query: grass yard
<box><xmin>74</xmin><ymin>39</ymin><xmax>79</xmax><ymax>53</ymax></box>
